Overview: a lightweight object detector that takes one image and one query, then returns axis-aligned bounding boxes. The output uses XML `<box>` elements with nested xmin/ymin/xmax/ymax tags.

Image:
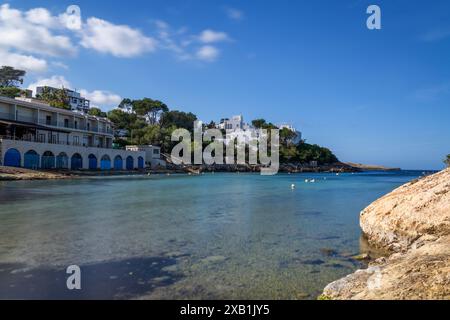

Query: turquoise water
<box><xmin>0</xmin><ymin>171</ymin><xmax>423</xmax><ymax>299</ymax></box>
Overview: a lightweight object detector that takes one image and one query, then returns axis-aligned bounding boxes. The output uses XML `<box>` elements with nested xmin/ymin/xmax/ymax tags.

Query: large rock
<box><xmin>322</xmin><ymin>168</ymin><xmax>450</xmax><ymax>300</ymax></box>
<box><xmin>361</xmin><ymin>168</ymin><xmax>450</xmax><ymax>251</ymax></box>
<box><xmin>323</xmin><ymin>235</ymin><xmax>450</xmax><ymax>299</ymax></box>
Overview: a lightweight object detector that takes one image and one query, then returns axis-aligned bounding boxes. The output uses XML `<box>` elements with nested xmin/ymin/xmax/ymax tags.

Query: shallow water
<box><xmin>0</xmin><ymin>171</ymin><xmax>424</xmax><ymax>299</ymax></box>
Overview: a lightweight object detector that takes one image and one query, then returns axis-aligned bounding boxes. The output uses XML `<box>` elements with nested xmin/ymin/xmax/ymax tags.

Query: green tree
<box><xmin>444</xmin><ymin>154</ymin><xmax>450</xmax><ymax>167</ymax></box>
<box><xmin>117</xmin><ymin>98</ymin><xmax>133</xmax><ymax>112</ymax></box>
<box><xmin>160</xmin><ymin>110</ymin><xmax>197</xmax><ymax>131</ymax></box>
<box><xmin>36</xmin><ymin>87</ymin><xmax>70</xmax><ymax>109</ymax></box>
<box><xmin>107</xmin><ymin>109</ymin><xmax>138</xmax><ymax>131</ymax></box>
<box><xmin>296</xmin><ymin>142</ymin><xmax>338</xmax><ymax>165</ymax></box>
<box><xmin>280</xmin><ymin>127</ymin><xmax>297</xmax><ymax>145</ymax></box>
<box><xmin>252</xmin><ymin>119</ymin><xmax>267</xmax><ymax>129</ymax></box>
<box><xmin>132</xmin><ymin>98</ymin><xmax>168</xmax><ymax>125</ymax></box>
<box><xmin>0</xmin><ymin>86</ymin><xmax>22</xmax><ymax>98</ymax></box>
<box><xmin>88</xmin><ymin>107</ymin><xmax>107</xmax><ymax>117</ymax></box>
<box><xmin>0</xmin><ymin>66</ymin><xmax>26</xmax><ymax>87</ymax></box>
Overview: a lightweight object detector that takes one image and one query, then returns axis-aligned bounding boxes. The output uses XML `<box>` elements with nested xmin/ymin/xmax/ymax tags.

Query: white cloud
<box><xmin>27</xmin><ymin>75</ymin><xmax>72</xmax><ymax>94</ymax></box>
<box><xmin>0</xmin><ymin>4</ymin><xmax>76</xmax><ymax>58</ymax></box>
<box><xmin>27</xmin><ymin>75</ymin><xmax>121</xmax><ymax>109</ymax></box>
<box><xmin>414</xmin><ymin>83</ymin><xmax>450</xmax><ymax>101</ymax></box>
<box><xmin>79</xmin><ymin>89</ymin><xmax>122</xmax><ymax>107</ymax></box>
<box><xmin>80</xmin><ymin>17</ymin><xmax>157</xmax><ymax>57</ymax></box>
<box><xmin>196</xmin><ymin>45</ymin><xmax>220</xmax><ymax>62</ymax></box>
<box><xmin>225</xmin><ymin>7</ymin><xmax>244</xmax><ymax>21</ymax></box>
<box><xmin>420</xmin><ymin>27</ymin><xmax>450</xmax><ymax>42</ymax></box>
<box><xmin>198</xmin><ymin>29</ymin><xmax>230</xmax><ymax>43</ymax></box>
<box><xmin>25</xmin><ymin>7</ymin><xmax>60</xmax><ymax>28</ymax></box>
<box><xmin>0</xmin><ymin>49</ymin><xmax>48</xmax><ymax>72</ymax></box>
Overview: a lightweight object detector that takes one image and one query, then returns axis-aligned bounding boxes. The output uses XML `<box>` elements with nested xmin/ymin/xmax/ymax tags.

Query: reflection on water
<box><xmin>0</xmin><ymin>171</ymin><xmax>422</xmax><ymax>299</ymax></box>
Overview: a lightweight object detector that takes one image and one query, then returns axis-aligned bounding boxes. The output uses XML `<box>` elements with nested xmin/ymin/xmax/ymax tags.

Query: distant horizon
<box><xmin>1</xmin><ymin>0</ymin><xmax>449</xmax><ymax>170</ymax></box>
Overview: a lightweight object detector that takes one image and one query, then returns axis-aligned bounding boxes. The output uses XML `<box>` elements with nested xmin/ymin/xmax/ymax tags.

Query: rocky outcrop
<box><xmin>361</xmin><ymin>168</ymin><xmax>450</xmax><ymax>251</ymax></box>
<box><xmin>323</xmin><ymin>168</ymin><xmax>450</xmax><ymax>300</ymax></box>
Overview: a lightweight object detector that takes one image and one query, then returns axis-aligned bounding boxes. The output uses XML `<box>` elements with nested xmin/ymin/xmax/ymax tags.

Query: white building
<box><xmin>0</xmin><ymin>96</ymin><xmax>145</xmax><ymax>170</ymax></box>
<box><xmin>217</xmin><ymin>115</ymin><xmax>251</xmax><ymax>131</ymax></box>
<box><xmin>279</xmin><ymin>123</ymin><xmax>302</xmax><ymax>144</ymax></box>
<box><xmin>126</xmin><ymin>145</ymin><xmax>166</xmax><ymax>169</ymax></box>
<box><xmin>36</xmin><ymin>86</ymin><xmax>90</xmax><ymax>113</ymax></box>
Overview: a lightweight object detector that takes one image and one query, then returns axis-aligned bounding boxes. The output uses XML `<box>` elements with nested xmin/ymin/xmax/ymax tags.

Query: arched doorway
<box><xmin>126</xmin><ymin>156</ymin><xmax>134</xmax><ymax>170</ymax></box>
<box><xmin>138</xmin><ymin>156</ymin><xmax>144</xmax><ymax>169</ymax></box>
<box><xmin>71</xmin><ymin>153</ymin><xmax>83</xmax><ymax>170</ymax></box>
<box><xmin>24</xmin><ymin>150</ymin><xmax>40</xmax><ymax>169</ymax></box>
<box><xmin>56</xmin><ymin>153</ymin><xmax>69</xmax><ymax>169</ymax></box>
<box><xmin>100</xmin><ymin>155</ymin><xmax>111</xmax><ymax>170</ymax></box>
<box><xmin>88</xmin><ymin>154</ymin><xmax>98</xmax><ymax>170</ymax></box>
<box><xmin>114</xmin><ymin>155</ymin><xmax>123</xmax><ymax>170</ymax></box>
<box><xmin>41</xmin><ymin>151</ymin><xmax>55</xmax><ymax>169</ymax></box>
<box><xmin>4</xmin><ymin>148</ymin><xmax>21</xmax><ymax>167</ymax></box>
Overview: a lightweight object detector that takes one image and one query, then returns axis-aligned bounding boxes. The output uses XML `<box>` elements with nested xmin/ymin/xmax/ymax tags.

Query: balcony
<box><xmin>0</xmin><ymin>135</ymin><xmax>114</xmax><ymax>150</ymax></box>
<box><xmin>0</xmin><ymin>110</ymin><xmax>113</xmax><ymax>136</ymax></box>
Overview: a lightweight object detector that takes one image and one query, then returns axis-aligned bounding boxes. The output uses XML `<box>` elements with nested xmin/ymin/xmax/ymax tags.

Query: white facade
<box><xmin>0</xmin><ymin>96</ymin><xmax>145</xmax><ymax>170</ymax></box>
<box><xmin>279</xmin><ymin>123</ymin><xmax>302</xmax><ymax>144</ymax></box>
<box><xmin>126</xmin><ymin>145</ymin><xmax>166</xmax><ymax>169</ymax></box>
<box><xmin>218</xmin><ymin>115</ymin><xmax>248</xmax><ymax>131</ymax></box>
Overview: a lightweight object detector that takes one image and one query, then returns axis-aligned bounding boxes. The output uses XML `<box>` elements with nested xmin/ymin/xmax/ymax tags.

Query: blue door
<box><xmin>88</xmin><ymin>155</ymin><xmax>97</xmax><ymax>170</ymax></box>
<box><xmin>4</xmin><ymin>149</ymin><xmax>21</xmax><ymax>167</ymax></box>
<box><xmin>100</xmin><ymin>156</ymin><xmax>111</xmax><ymax>170</ymax></box>
<box><xmin>138</xmin><ymin>157</ymin><xmax>144</xmax><ymax>169</ymax></box>
<box><xmin>71</xmin><ymin>154</ymin><xmax>83</xmax><ymax>170</ymax></box>
<box><xmin>56</xmin><ymin>153</ymin><xmax>69</xmax><ymax>169</ymax></box>
<box><xmin>41</xmin><ymin>152</ymin><xmax>55</xmax><ymax>169</ymax></box>
<box><xmin>114</xmin><ymin>156</ymin><xmax>123</xmax><ymax>170</ymax></box>
<box><xmin>126</xmin><ymin>156</ymin><xmax>134</xmax><ymax>170</ymax></box>
<box><xmin>24</xmin><ymin>150</ymin><xmax>40</xmax><ymax>169</ymax></box>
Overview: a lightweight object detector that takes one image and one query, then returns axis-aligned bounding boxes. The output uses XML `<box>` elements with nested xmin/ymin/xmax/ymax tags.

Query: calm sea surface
<box><xmin>0</xmin><ymin>171</ymin><xmax>424</xmax><ymax>299</ymax></box>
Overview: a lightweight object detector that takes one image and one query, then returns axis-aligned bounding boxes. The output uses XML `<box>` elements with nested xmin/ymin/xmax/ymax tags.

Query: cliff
<box><xmin>322</xmin><ymin>168</ymin><xmax>450</xmax><ymax>300</ymax></box>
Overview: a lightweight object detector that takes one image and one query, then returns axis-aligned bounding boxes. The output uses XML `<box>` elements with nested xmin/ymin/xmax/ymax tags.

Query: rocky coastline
<box><xmin>322</xmin><ymin>168</ymin><xmax>450</xmax><ymax>300</ymax></box>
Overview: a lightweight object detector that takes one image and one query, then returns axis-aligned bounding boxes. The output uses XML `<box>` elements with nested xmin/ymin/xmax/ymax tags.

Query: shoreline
<box><xmin>0</xmin><ymin>162</ymin><xmax>402</xmax><ymax>181</ymax></box>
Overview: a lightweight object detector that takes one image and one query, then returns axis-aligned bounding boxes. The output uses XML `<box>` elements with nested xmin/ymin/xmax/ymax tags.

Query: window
<box><xmin>153</xmin><ymin>149</ymin><xmax>160</xmax><ymax>155</ymax></box>
<box><xmin>64</xmin><ymin>119</ymin><xmax>69</xmax><ymax>128</ymax></box>
<box><xmin>46</xmin><ymin>115</ymin><xmax>52</xmax><ymax>125</ymax></box>
<box><xmin>38</xmin><ymin>134</ymin><xmax>45</xmax><ymax>143</ymax></box>
<box><xmin>74</xmin><ymin>121</ymin><xmax>78</xmax><ymax>129</ymax></box>
<box><xmin>73</xmin><ymin>136</ymin><xmax>79</xmax><ymax>145</ymax></box>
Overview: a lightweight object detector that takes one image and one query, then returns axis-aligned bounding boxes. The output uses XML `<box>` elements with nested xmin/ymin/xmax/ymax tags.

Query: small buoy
<box><xmin>311</xmin><ymin>179</ymin><xmax>315</xmax><ymax>183</ymax></box>
<box><xmin>305</xmin><ymin>179</ymin><xmax>309</xmax><ymax>183</ymax></box>
<box><xmin>291</xmin><ymin>184</ymin><xmax>296</xmax><ymax>189</ymax></box>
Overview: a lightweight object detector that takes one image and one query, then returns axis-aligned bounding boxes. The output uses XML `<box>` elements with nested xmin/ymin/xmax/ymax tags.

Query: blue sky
<box><xmin>1</xmin><ymin>0</ymin><xmax>449</xmax><ymax>169</ymax></box>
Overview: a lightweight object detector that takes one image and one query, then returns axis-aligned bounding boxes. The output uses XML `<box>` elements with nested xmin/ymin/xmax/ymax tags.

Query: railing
<box><xmin>0</xmin><ymin>111</ymin><xmax>113</xmax><ymax>135</ymax></box>
<box><xmin>0</xmin><ymin>135</ymin><xmax>114</xmax><ymax>150</ymax></box>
